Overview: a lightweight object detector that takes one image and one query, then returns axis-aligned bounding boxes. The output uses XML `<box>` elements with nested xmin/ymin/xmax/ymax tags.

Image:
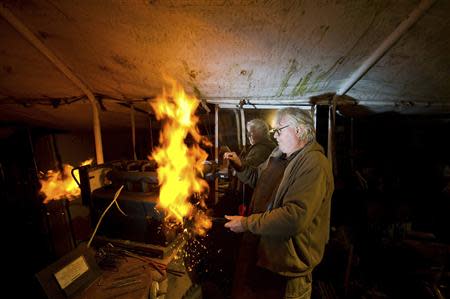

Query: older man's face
<box><xmin>274</xmin><ymin>116</ymin><xmax>300</xmax><ymax>155</ymax></box>
<box><xmin>247</xmin><ymin>127</ymin><xmax>261</xmax><ymax>145</ymax></box>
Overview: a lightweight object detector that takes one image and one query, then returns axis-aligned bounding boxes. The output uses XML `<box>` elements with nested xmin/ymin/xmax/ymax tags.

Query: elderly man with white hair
<box><xmin>224</xmin><ymin>107</ymin><xmax>334</xmax><ymax>299</ymax></box>
<box><xmin>228</xmin><ymin>118</ymin><xmax>276</xmax><ymax>215</ymax></box>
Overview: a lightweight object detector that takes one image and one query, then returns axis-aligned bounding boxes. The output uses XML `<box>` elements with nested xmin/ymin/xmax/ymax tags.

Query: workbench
<box><xmin>74</xmin><ymin>243</ymin><xmax>193</xmax><ymax>299</ymax></box>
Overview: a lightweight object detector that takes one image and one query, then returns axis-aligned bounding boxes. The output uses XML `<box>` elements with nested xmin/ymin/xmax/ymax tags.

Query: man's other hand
<box><xmin>224</xmin><ymin>215</ymin><xmax>245</xmax><ymax>233</ymax></box>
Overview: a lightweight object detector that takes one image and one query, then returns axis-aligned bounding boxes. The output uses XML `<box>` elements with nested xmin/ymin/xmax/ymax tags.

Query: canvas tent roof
<box><xmin>1</xmin><ymin>0</ymin><xmax>449</xmax><ymax>131</ymax></box>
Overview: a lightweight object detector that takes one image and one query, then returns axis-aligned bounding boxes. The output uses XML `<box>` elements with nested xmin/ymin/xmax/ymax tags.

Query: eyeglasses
<box><xmin>269</xmin><ymin>125</ymin><xmax>289</xmax><ymax>136</ymax></box>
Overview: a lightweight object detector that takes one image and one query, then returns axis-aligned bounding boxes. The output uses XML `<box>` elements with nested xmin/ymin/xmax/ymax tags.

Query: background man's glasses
<box><xmin>270</xmin><ymin>125</ymin><xmax>289</xmax><ymax>136</ymax></box>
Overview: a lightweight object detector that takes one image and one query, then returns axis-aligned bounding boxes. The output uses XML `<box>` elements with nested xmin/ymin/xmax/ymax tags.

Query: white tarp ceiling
<box><xmin>0</xmin><ymin>0</ymin><xmax>449</xmax><ymax>130</ymax></box>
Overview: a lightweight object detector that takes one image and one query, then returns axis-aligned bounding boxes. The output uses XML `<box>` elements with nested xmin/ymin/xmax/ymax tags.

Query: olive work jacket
<box><xmin>230</xmin><ymin>137</ymin><xmax>276</xmax><ymax>201</ymax></box>
<box><xmin>240</xmin><ymin>137</ymin><xmax>277</xmax><ymax>168</ymax></box>
<box><xmin>236</xmin><ymin>141</ymin><xmax>334</xmax><ymax>277</ymax></box>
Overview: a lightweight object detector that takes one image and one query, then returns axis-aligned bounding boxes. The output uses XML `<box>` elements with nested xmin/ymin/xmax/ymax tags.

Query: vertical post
<box><xmin>214</xmin><ymin>105</ymin><xmax>219</xmax><ymax>205</ymax></box>
<box><xmin>91</xmin><ymin>101</ymin><xmax>104</xmax><ymax>164</ymax></box>
<box><xmin>350</xmin><ymin>117</ymin><xmax>355</xmax><ymax>172</ymax></box>
<box><xmin>233</xmin><ymin>109</ymin><xmax>241</xmax><ymax>149</ymax></box>
<box><xmin>240</xmin><ymin>109</ymin><xmax>246</xmax><ymax>149</ymax></box>
<box><xmin>328</xmin><ymin>95</ymin><xmax>337</xmax><ymax>175</ymax></box>
<box><xmin>130</xmin><ymin>103</ymin><xmax>137</xmax><ymax>160</ymax></box>
<box><xmin>149</xmin><ymin>114</ymin><xmax>154</xmax><ymax>152</ymax></box>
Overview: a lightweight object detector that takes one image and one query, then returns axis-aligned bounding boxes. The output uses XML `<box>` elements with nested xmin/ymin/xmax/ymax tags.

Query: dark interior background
<box><xmin>1</xmin><ymin>109</ymin><xmax>449</xmax><ymax>298</ymax></box>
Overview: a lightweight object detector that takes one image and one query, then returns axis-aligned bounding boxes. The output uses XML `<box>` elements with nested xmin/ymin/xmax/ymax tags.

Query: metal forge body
<box><xmin>79</xmin><ymin>160</ymin><xmax>182</xmax><ymax>258</ymax></box>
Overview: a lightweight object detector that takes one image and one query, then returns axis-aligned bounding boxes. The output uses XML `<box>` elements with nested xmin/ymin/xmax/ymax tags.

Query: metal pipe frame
<box><xmin>337</xmin><ymin>0</ymin><xmax>436</xmax><ymax>96</ymax></box>
<box><xmin>0</xmin><ymin>3</ymin><xmax>104</xmax><ymax>163</ymax></box>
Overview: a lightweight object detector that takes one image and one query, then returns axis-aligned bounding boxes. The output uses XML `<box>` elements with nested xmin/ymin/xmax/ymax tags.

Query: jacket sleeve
<box><xmin>235</xmin><ymin>163</ymin><xmax>261</xmax><ymax>189</ymax></box>
<box><xmin>235</xmin><ymin>145</ymin><xmax>277</xmax><ymax>188</ymax></box>
<box><xmin>243</xmin><ymin>155</ymin><xmax>330</xmax><ymax>236</ymax></box>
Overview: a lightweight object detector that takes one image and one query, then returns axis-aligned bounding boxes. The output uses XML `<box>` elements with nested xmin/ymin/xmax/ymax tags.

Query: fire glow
<box><xmin>39</xmin><ymin>158</ymin><xmax>93</xmax><ymax>204</ymax></box>
<box><xmin>150</xmin><ymin>81</ymin><xmax>212</xmax><ymax>236</ymax></box>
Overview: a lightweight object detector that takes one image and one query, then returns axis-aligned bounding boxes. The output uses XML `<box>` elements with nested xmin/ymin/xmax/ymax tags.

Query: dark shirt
<box><xmin>249</xmin><ymin>155</ymin><xmax>289</xmax><ymax>214</ymax></box>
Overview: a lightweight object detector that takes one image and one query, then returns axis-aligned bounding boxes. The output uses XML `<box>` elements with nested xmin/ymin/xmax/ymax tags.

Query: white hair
<box><xmin>247</xmin><ymin>118</ymin><xmax>270</xmax><ymax>138</ymax></box>
<box><xmin>275</xmin><ymin>108</ymin><xmax>315</xmax><ymax>142</ymax></box>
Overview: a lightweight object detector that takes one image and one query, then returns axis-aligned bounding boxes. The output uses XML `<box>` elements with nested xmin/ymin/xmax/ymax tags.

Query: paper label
<box><xmin>54</xmin><ymin>256</ymin><xmax>89</xmax><ymax>289</ymax></box>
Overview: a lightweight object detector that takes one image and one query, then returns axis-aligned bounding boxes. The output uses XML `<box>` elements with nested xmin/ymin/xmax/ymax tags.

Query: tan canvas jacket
<box><xmin>237</xmin><ymin>141</ymin><xmax>334</xmax><ymax>277</ymax></box>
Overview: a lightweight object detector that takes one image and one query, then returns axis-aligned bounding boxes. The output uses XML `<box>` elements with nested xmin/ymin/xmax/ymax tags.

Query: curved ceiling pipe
<box><xmin>337</xmin><ymin>0</ymin><xmax>436</xmax><ymax>96</ymax></box>
<box><xmin>0</xmin><ymin>3</ymin><xmax>104</xmax><ymax>164</ymax></box>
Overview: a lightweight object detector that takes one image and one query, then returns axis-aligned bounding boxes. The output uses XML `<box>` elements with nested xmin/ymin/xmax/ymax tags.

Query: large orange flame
<box><xmin>40</xmin><ymin>158</ymin><xmax>93</xmax><ymax>204</ymax></box>
<box><xmin>150</xmin><ymin>81</ymin><xmax>212</xmax><ymax>235</ymax></box>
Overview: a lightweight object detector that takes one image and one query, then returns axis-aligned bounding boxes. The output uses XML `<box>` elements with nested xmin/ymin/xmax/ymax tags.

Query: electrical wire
<box><xmin>87</xmin><ymin>185</ymin><xmax>126</xmax><ymax>248</ymax></box>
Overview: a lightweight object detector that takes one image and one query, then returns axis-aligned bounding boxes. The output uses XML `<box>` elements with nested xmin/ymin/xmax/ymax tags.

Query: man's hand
<box><xmin>223</xmin><ymin>152</ymin><xmax>242</xmax><ymax>170</ymax></box>
<box><xmin>224</xmin><ymin>215</ymin><xmax>245</xmax><ymax>233</ymax></box>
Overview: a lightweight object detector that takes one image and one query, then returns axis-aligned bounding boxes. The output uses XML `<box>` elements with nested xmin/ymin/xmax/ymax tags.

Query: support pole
<box><xmin>328</xmin><ymin>95</ymin><xmax>337</xmax><ymax>175</ymax></box>
<box><xmin>233</xmin><ymin>110</ymin><xmax>241</xmax><ymax>149</ymax></box>
<box><xmin>130</xmin><ymin>103</ymin><xmax>137</xmax><ymax>160</ymax></box>
<box><xmin>214</xmin><ymin>105</ymin><xmax>219</xmax><ymax>205</ymax></box>
<box><xmin>240</xmin><ymin>109</ymin><xmax>246</xmax><ymax>149</ymax></box>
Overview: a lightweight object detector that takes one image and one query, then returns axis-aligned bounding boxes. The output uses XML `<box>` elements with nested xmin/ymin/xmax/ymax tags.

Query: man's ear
<box><xmin>296</xmin><ymin>127</ymin><xmax>305</xmax><ymax>138</ymax></box>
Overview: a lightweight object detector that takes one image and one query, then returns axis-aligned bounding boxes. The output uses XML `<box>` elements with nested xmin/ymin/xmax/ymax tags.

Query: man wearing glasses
<box><xmin>223</xmin><ymin>108</ymin><xmax>334</xmax><ymax>299</ymax></box>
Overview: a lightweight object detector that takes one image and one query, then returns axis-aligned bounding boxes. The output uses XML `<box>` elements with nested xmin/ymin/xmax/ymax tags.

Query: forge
<box><xmin>79</xmin><ymin>160</ymin><xmax>184</xmax><ymax>258</ymax></box>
